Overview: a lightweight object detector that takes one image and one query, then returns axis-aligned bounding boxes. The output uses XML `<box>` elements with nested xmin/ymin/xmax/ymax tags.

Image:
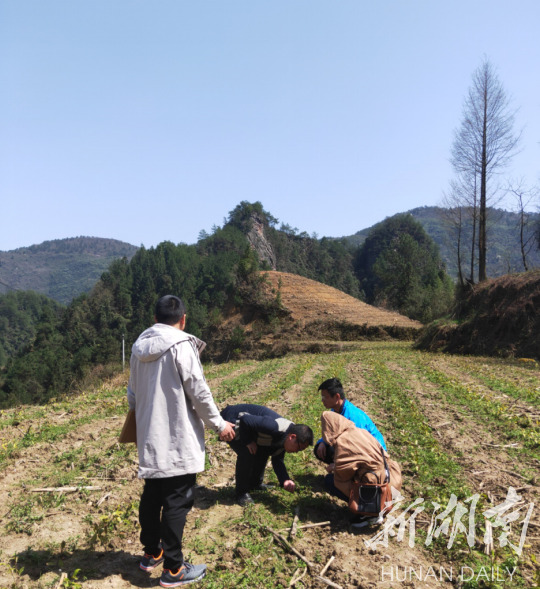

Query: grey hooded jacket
<box><xmin>127</xmin><ymin>323</ymin><xmax>226</xmax><ymax>479</ymax></box>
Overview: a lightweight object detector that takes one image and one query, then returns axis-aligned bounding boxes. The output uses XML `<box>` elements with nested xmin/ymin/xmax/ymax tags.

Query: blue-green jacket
<box><xmin>318</xmin><ymin>399</ymin><xmax>387</xmax><ymax>451</ymax></box>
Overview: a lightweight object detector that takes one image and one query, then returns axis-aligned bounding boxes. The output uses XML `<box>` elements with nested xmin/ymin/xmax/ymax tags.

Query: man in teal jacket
<box><xmin>314</xmin><ymin>377</ymin><xmax>386</xmax><ymax>464</ymax></box>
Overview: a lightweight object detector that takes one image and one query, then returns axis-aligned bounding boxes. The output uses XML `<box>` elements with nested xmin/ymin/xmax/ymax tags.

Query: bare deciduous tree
<box><xmin>507</xmin><ymin>179</ymin><xmax>539</xmax><ymax>271</ymax></box>
<box><xmin>441</xmin><ymin>182</ymin><xmax>468</xmax><ymax>287</ymax></box>
<box><xmin>451</xmin><ymin>59</ymin><xmax>520</xmax><ymax>282</ymax></box>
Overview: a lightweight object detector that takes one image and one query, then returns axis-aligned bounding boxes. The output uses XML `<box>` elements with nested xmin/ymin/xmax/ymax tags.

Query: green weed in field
<box><xmin>84</xmin><ymin>501</ymin><xmax>138</xmax><ymax>549</ymax></box>
<box><xmin>5</xmin><ymin>499</ymin><xmax>43</xmax><ymax>535</ymax></box>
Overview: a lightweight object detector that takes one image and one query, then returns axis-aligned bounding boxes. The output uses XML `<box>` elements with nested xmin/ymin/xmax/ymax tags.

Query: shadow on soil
<box><xmin>12</xmin><ymin>477</ymin><xmax>379</xmax><ymax>585</ymax></box>
<box><xmin>12</xmin><ymin>547</ymin><xmax>162</xmax><ymax>587</ymax></box>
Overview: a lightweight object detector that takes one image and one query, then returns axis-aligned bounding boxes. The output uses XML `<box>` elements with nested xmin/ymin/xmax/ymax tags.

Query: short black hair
<box><xmin>318</xmin><ymin>377</ymin><xmax>345</xmax><ymax>399</ymax></box>
<box><xmin>155</xmin><ymin>295</ymin><xmax>186</xmax><ymax>326</ymax></box>
<box><xmin>289</xmin><ymin>424</ymin><xmax>314</xmax><ymax>446</ymax></box>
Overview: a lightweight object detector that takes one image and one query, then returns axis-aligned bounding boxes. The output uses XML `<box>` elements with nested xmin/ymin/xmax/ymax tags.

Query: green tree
<box><xmin>355</xmin><ymin>215</ymin><xmax>454</xmax><ymax>322</ymax></box>
<box><xmin>227</xmin><ymin>201</ymin><xmax>278</xmax><ymax>231</ymax></box>
<box><xmin>0</xmin><ymin>291</ymin><xmax>63</xmax><ymax>368</ymax></box>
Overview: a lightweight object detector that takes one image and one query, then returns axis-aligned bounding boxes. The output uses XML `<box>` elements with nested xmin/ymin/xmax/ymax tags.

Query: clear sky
<box><xmin>1</xmin><ymin>1</ymin><xmax>539</xmax><ymax>251</ymax></box>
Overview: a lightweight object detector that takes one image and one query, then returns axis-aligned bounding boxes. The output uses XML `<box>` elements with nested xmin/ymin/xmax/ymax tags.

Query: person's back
<box><xmin>129</xmin><ymin>323</ymin><xmax>216</xmax><ymax>477</ymax></box>
<box><xmin>222</xmin><ymin>403</ymin><xmax>292</xmax><ymax>447</ymax></box>
<box><xmin>128</xmin><ymin>295</ymin><xmax>234</xmax><ymax>587</ymax></box>
<box><xmin>323</xmin><ymin>412</ymin><xmax>394</xmax><ymax>488</ymax></box>
<box><xmin>340</xmin><ymin>398</ymin><xmax>386</xmax><ymax>451</ymax></box>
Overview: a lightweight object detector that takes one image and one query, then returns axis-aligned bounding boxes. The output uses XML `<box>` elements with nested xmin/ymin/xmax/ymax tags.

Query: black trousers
<box><xmin>324</xmin><ymin>473</ymin><xmax>349</xmax><ymax>502</ymax></box>
<box><xmin>139</xmin><ymin>473</ymin><xmax>196</xmax><ymax>570</ymax></box>
<box><xmin>228</xmin><ymin>440</ymin><xmax>270</xmax><ymax>496</ymax></box>
<box><xmin>314</xmin><ymin>442</ymin><xmax>347</xmax><ymax>501</ymax></box>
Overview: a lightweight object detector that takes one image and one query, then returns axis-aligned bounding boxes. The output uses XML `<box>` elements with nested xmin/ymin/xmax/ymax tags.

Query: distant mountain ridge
<box><xmin>0</xmin><ymin>237</ymin><xmax>138</xmax><ymax>304</ymax></box>
<box><xmin>343</xmin><ymin>206</ymin><xmax>540</xmax><ymax>279</ymax></box>
<box><xmin>1</xmin><ymin>206</ymin><xmax>538</xmax><ymax>305</ymax></box>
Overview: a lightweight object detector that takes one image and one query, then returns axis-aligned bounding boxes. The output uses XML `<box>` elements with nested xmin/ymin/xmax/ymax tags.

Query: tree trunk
<box><xmin>457</xmin><ymin>217</ymin><xmax>464</xmax><ymax>287</ymax></box>
<box><xmin>469</xmin><ymin>179</ymin><xmax>478</xmax><ymax>284</ymax></box>
<box><xmin>478</xmin><ymin>86</ymin><xmax>488</xmax><ymax>282</ymax></box>
<box><xmin>520</xmin><ymin>208</ymin><xmax>529</xmax><ymax>271</ymax></box>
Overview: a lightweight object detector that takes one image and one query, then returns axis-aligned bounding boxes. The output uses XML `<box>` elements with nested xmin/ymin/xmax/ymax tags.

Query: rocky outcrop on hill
<box><xmin>245</xmin><ymin>212</ymin><xmax>276</xmax><ymax>269</ymax></box>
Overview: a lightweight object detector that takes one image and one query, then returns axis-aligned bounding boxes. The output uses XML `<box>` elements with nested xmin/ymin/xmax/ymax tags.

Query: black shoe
<box><xmin>236</xmin><ymin>492</ymin><xmax>254</xmax><ymax>506</ymax></box>
<box><xmin>140</xmin><ymin>547</ymin><xmax>164</xmax><ymax>571</ymax></box>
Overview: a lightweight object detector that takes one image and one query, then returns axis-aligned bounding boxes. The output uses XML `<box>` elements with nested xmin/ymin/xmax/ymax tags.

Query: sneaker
<box><xmin>349</xmin><ymin>514</ymin><xmax>384</xmax><ymax>531</ymax></box>
<box><xmin>236</xmin><ymin>492</ymin><xmax>254</xmax><ymax>506</ymax></box>
<box><xmin>160</xmin><ymin>563</ymin><xmax>207</xmax><ymax>587</ymax></box>
<box><xmin>140</xmin><ymin>547</ymin><xmax>164</xmax><ymax>571</ymax></box>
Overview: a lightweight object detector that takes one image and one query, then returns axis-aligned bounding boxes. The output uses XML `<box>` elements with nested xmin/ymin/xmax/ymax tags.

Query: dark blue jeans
<box><xmin>324</xmin><ymin>473</ymin><xmax>349</xmax><ymax>502</ymax></box>
<box><xmin>139</xmin><ymin>473</ymin><xmax>196</xmax><ymax>570</ymax></box>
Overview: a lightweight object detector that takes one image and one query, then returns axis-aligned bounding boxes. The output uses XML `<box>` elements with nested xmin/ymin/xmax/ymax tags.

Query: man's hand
<box><xmin>316</xmin><ymin>443</ymin><xmax>327</xmax><ymax>460</ymax></box>
<box><xmin>246</xmin><ymin>441</ymin><xmax>257</xmax><ymax>455</ymax></box>
<box><xmin>325</xmin><ymin>462</ymin><xmax>335</xmax><ymax>474</ymax></box>
<box><xmin>283</xmin><ymin>480</ymin><xmax>295</xmax><ymax>492</ymax></box>
<box><xmin>219</xmin><ymin>421</ymin><xmax>235</xmax><ymax>442</ymax></box>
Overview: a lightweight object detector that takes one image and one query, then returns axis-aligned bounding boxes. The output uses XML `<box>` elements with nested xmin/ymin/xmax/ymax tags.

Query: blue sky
<box><xmin>1</xmin><ymin>1</ymin><xmax>539</xmax><ymax>251</ymax></box>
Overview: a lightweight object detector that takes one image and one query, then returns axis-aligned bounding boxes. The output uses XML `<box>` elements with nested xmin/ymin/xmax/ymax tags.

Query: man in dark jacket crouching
<box><xmin>220</xmin><ymin>403</ymin><xmax>313</xmax><ymax>506</ymax></box>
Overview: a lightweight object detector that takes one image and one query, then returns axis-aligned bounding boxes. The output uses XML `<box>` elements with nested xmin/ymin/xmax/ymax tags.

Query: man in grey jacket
<box><xmin>128</xmin><ymin>295</ymin><xmax>235</xmax><ymax>588</ymax></box>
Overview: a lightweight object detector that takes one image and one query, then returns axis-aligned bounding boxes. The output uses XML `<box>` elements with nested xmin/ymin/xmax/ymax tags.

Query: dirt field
<box><xmin>0</xmin><ymin>344</ymin><xmax>538</xmax><ymax>588</ymax></box>
<box><xmin>0</xmin><ymin>274</ymin><xmax>538</xmax><ymax>588</ymax></box>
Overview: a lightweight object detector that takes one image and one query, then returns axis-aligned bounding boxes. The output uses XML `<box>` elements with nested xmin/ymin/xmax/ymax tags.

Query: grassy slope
<box><xmin>417</xmin><ymin>270</ymin><xmax>540</xmax><ymax>361</ymax></box>
<box><xmin>0</xmin><ymin>343</ymin><xmax>538</xmax><ymax>588</ymax></box>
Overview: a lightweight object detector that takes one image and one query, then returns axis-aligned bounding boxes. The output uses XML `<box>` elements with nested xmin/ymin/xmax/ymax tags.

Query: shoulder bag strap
<box><xmin>380</xmin><ymin>446</ymin><xmax>390</xmax><ymax>484</ymax></box>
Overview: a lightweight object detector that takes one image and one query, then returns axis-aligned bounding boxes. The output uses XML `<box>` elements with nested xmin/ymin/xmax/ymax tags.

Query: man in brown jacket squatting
<box><xmin>321</xmin><ymin>411</ymin><xmax>402</xmax><ymax>530</ymax></box>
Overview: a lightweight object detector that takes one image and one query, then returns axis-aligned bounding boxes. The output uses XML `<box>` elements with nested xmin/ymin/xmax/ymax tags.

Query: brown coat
<box><xmin>321</xmin><ymin>411</ymin><xmax>402</xmax><ymax>498</ymax></box>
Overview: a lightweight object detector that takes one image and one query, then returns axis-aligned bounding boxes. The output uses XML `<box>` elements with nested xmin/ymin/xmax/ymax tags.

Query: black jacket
<box><xmin>221</xmin><ymin>404</ymin><xmax>293</xmax><ymax>485</ymax></box>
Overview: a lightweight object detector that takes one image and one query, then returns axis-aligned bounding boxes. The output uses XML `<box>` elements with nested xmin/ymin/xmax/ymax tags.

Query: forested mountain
<box><xmin>0</xmin><ymin>291</ymin><xmax>63</xmax><ymax>368</ymax></box>
<box><xmin>353</xmin><ymin>214</ymin><xmax>454</xmax><ymax>322</ymax></box>
<box><xmin>344</xmin><ymin>206</ymin><xmax>540</xmax><ymax>280</ymax></box>
<box><xmin>3</xmin><ymin>207</ymin><xmax>537</xmax><ymax>306</ymax></box>
<box><xmin>0</xmin><ymin>219</ymin><xmax>273</xmax><ymax>406</ymax></box>
<box><xmin>0</xmin><ymin>202</ymin><xmax>453</xmax><ymax>407</ymax></box>
<box><xmin>2</xmin><ymin>201</ymin><xmax>537</xmax><ymax>408</ymax></box>
<box><xmin>0</xmin><ymin>237</ymin><xmax>138</xmax><ymax>304</ymax></box>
